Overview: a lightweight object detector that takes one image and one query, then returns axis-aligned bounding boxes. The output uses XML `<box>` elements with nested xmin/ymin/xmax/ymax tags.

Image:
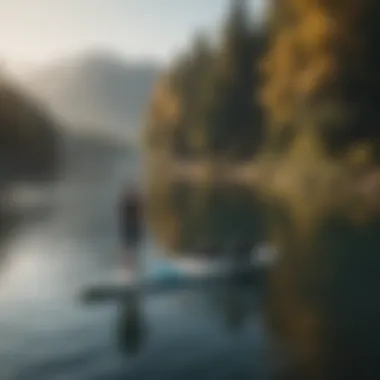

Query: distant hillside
<box><xmin>17</xmin><ymin>51</ymin><xmax>160</xmax><ymax>143</ymax></box>
<box><xmin>0</xmin><ymin>77</ymin><xmax>59</xmax><ymax>183</ymax></box>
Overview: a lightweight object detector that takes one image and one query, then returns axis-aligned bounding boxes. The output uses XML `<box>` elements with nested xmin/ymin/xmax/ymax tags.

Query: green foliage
<box><xmin>145</xmin><ymin>0</ymin><xmax>264</xmax><ymax>161</ymax></box>
<box><xmin>261</xmin><ymin>0</ymin><xmax>380</xmax><ymax>165</ymax></box>
<box><xmin>205</xmin><ymin>1</ymin><xmax>264</xmax><ymax>159</ymax></box>
<box><xmin>260</xmin><ymin>2</ymin><xmax>380</xmax><ymax>379</ymax></box>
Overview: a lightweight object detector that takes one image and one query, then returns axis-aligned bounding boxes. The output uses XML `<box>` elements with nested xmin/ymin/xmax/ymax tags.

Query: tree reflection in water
<box><xmin>146</xmin><ymin>163</ymin><xmax>380</xmax><ymax>378</ymax></box>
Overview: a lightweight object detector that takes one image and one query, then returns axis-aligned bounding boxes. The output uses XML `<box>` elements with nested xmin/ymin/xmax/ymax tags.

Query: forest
<box><xmin>145</xmin><ymin>0</ymin><xmax>265</xmax><ymax>162</ymax></box>
<box><xmin>0</xmin><ymin>77</ymin><xmax>58</xmax><ymax>184</ymax></box>
<box><xmin>146</xmin><ymin>1</ymin><xmax>380</xmax><ymax>378</ymax></box>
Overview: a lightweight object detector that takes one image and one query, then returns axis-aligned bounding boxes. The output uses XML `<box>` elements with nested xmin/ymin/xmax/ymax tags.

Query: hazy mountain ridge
<box><xmin>16</xmin><ymin>51</ymin><xmax>161</xmax><ymax>143</ymax></box>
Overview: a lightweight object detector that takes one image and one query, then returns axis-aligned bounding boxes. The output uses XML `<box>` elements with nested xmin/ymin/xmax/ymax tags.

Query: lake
<box><xmin>0</xmin><ymin>154</ymin><xmax>270</xmax><ymax>380</ymax></box>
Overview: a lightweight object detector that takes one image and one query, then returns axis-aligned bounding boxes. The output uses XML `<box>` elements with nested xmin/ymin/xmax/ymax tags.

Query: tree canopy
<box><xmin>145</xmin><ymin>0</ymin><xmax>265</xmax><ymax>161</ymax></box>
<box><xmin>0</xmin><ymin>77</ymin><xmax>59</xmax><ymax>182</ymax></box>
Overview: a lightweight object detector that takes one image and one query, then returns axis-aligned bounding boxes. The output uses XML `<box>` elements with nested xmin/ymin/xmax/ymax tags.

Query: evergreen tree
<box><xmin>145</xmin><ymin>0</ymin><xmax>265</xmax><ymax>161</ymax></box>
<box><xmin>205</xmin><ymin>0</ymin><xmax>263</xmax><ymax>160</ymax></box>
<box><xmin>172</xmin><ymin>34</ymin><xmax>214</xmax><ymax>157</ymax></box>
<box><xmin>145</xmin><ymin>34</ymin><xmax>214</xmax><ymax>159</ymax></box>
<box><xmin>0</xmin><ymin>78</ymin><xmax>58</xmax><ymax>181</ymax></box>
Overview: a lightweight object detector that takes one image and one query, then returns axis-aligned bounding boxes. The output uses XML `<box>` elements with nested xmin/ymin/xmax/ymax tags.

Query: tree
<box><xmin>261</xmin><ymin>0</ymin><xmax>380</xmax><ymax>164</ymax></box>
<box><xmin>261</xmin><ymin>2</ymin><xmax>380</xmax><ymax>379</ymax></box>
<box><xmin>0</xmin><ymin>77</ymin><xmax>58</xmax><ymax>182</ymax></box>
<box><xmin>145</xmin><ymin>0</ymin><xmax>265</xmax><ymax>162</ymax></box>
<box><xmin>204</xmin><ymin>0</ymin><xmax>264</xmax><ymax>159</ymax></box>
<box><xmin>144</xmin><ymin>35</ymin><xmax>214</xmax><ymax>159</ymax></box>
<box><xmin>144</xmin><ymin>0</ymin><xmax>266</xmax><ymax>252</ymax></box>
<box><xmin>172</xmin><ymin>34</ymin><xmax>215</xmax><ymax>157</ymax></box>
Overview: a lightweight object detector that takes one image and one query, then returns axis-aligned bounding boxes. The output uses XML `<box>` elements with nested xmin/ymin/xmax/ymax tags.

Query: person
<box><xmin>116</xmin><ymin>185</ymin><xmax>147</xmax><ymax>355</ymax></box>
<box><xmin>119</xmin><ymin>186</ymin><xmax>143</xmax><ymax>274</ymax></box>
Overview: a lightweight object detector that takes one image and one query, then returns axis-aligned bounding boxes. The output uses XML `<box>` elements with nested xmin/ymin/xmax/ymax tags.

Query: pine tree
<box><xmin>173</xmin><ymin>34</ymin><xmax>214</xmax><ymax>157</ymax></box>
<box><xmin>205</xmin><ymin>0</ymin><xmax>263</xmax><ymax>160</ymax></box>
<box><xmin>146</xmin><ymin>0</ymin><xmax>266</xmax><ymax>161</ymax></box>
<box><xmin>0</xmin><ymin>78</ymin><xmax>58</xmax><ymax>181</ymax></box>
<box><xmin>145</xmin><ymin>33</ymin><xmax>214</xmax><ymax>159</ymax></box>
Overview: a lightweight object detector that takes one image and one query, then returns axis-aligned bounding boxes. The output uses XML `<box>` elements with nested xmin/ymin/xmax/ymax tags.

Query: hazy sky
<box><xmin>0</xmin><ymin>0</ymin><xmax>265</xmax><ymax>69</ymax></box>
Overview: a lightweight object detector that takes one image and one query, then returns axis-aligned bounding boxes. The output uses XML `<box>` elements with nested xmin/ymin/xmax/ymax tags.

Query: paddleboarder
<box><xmin>119</xmin><ymin>186</ymin><xmax>143</xmax><ymax>273</ymax></box>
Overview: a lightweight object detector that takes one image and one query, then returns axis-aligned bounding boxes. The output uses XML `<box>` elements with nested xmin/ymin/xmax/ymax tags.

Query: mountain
<box><xmin>16</xmin><ymin>51</ymin><xmax>161</xmax><ymax>144</ymax></box>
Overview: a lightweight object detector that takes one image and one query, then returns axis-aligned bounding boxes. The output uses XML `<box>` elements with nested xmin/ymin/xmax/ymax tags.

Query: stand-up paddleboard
<box><xmin>80</xmin><ymin>244</ymin><xmax>278</xmax><ymax>355</ymax></box>
<box><xmin>80</xmin><ymin>244</ymin><xmax>277</xmax><ymax>305</ymax></box>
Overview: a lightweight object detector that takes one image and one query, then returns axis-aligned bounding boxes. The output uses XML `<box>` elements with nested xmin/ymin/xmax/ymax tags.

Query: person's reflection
<box><xmin>224</xmin><ymin>283</ymin><xmax>247</xmax><ymax>331</ymax></box>
<box><xmin>117</xmin><ymin>295</ymin><xmax>146</xmax><ymax>355</ymax></box>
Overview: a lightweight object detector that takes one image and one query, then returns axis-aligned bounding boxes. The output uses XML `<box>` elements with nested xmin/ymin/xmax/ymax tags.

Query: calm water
<box><xmin>0</xmin><ymin>157</ymin><xmax>269</xmax><ymax>380</ymax></box>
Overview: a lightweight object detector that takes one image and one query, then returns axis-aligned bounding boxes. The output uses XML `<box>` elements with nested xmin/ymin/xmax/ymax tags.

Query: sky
<box><xmin>0</xmin><ymin>0</ymin><xmax>266</xmax><ymax>70</ymax></box>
